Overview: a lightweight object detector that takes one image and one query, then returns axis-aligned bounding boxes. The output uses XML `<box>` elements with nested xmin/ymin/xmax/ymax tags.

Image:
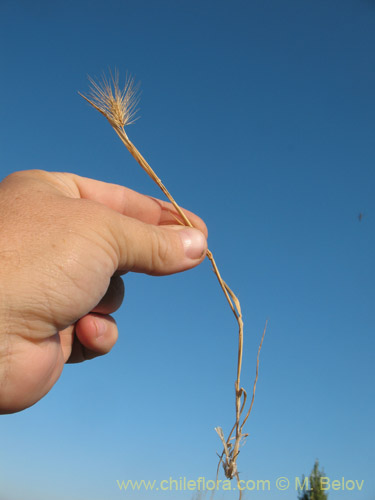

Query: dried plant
<box><xmin>80</xmin><ymin>71</ymin><xmax>266</xmax><ymax>499</ymax></box>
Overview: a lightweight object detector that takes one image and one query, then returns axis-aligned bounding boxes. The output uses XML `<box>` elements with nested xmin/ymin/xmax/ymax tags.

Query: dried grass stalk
<box><xmin>80</xmin><ymin>71</ymin><xmax>266</xmax><ymax>499</ymax></box>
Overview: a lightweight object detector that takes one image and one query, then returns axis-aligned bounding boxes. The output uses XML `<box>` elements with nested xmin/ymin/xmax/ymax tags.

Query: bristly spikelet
<box><xmin>80</xmin><ymin>70</ymin><xmax>139</xmax><ymax>128</ymax></box>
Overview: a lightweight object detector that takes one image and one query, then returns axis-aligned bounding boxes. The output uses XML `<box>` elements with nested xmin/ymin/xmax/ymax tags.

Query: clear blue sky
<box><xmin>0</xmin><ymin>1</ymin><xmax>374</xmax><ymax>499</ymax></box>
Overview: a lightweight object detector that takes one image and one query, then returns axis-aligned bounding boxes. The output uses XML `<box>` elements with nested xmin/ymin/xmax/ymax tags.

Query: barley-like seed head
<box><xmin>80</xmin><ymin>70</ymin><xmax>139</xmax><ymax>129</ymax></box>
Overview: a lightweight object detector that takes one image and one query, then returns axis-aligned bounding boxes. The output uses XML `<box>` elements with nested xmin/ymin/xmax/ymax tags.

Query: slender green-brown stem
<box><xmin>113</xmin><ymin>124</ymin><xmax>241</xmax><ymax>325</ymax></box>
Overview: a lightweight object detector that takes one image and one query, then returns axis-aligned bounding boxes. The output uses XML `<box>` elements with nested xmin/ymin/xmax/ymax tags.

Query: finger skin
<box><xmin>92</xmin><ymin>275</ymin><xmax>125</xmax><ymax>314</ymax></box>
<box><xmin>46</xmin><ymin>171</ymin><xmax>208</xmax><ymax>236</ymax></box>
<box><xmin>103</xmin><ymin>214</ymin><xmax>208</xmax><ymax>276</ymax></box>
<box><xmin>67</xmin><ymin>314</ymin><xmax>118</xmax><ymax>363</ymax></box>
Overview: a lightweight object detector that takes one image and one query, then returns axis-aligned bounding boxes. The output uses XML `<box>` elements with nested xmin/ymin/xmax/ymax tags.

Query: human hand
<box><xmin>0</xmin><ymin>170</ymin><xmax>207</xmax><ymax>413</ymax></box>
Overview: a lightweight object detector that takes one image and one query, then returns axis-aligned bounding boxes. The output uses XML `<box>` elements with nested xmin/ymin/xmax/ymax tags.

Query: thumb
<box><xmin>111</xmin><ymin>216</ymin><xmax>207</xmax><ymax>276</ymax></box>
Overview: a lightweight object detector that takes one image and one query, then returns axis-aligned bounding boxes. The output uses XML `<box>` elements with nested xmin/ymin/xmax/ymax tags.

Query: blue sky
<box><xmin>0</xmin><ymin>1</ymin><xmax>374</xmax><ymax>499</ymax></box>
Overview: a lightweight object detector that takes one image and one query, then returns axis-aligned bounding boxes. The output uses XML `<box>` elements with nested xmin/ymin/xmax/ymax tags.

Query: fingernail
<box><xmin>179</xmin><ymin>228</ymin><xmax>207</xmax><ymax>260</ymax></box>
<box><xmin>95</xmin><ymin>318</ymin><xmax>107</xmax><ymax>339</ymax></box>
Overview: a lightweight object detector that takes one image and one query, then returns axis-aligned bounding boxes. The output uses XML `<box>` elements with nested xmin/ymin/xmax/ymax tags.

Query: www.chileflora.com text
<box><xmin>116</xmin><ymin>476</ymin><xmax>365</xmax><ymax>493</ymax></box>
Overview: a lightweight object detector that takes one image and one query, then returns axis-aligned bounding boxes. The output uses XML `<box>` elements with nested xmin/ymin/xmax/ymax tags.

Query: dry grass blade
<box><xmin>80</xmin><ymin>71</ymin><xmax>266</xmax><ymax>500</ymax></box>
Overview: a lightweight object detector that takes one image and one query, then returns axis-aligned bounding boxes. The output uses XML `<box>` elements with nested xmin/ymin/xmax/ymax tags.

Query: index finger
<box><xmin>62</xmin><ymin>173</ymin><xmax>208</xmax><ymax>237</ymax></box>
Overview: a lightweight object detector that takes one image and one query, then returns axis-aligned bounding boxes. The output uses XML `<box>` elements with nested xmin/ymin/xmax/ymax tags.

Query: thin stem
<box><xmin>240</xmin><ymin>320</ymin><xmax>267</xmax><ymax>433</ymax></box>
<box><xmin>113</xmin><ymin>122</ymin><xmax>249</xmax><ymax>485</ymax></box>
<box><xmin>114</xmin><ymin>125</ymin><xmax>242</xmax><ymax>326</ymax></box>
<box><xmin>80</xmin><ymin>80</ymin><xmax>266</xmax><ymax>500</ymax></box>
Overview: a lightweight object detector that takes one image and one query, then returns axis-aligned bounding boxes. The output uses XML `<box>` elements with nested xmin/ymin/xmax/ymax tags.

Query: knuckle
<box><xmin>149</xmin><ymin>229</ymin><xmax>175</xmax><ymax>274</ymax></box>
